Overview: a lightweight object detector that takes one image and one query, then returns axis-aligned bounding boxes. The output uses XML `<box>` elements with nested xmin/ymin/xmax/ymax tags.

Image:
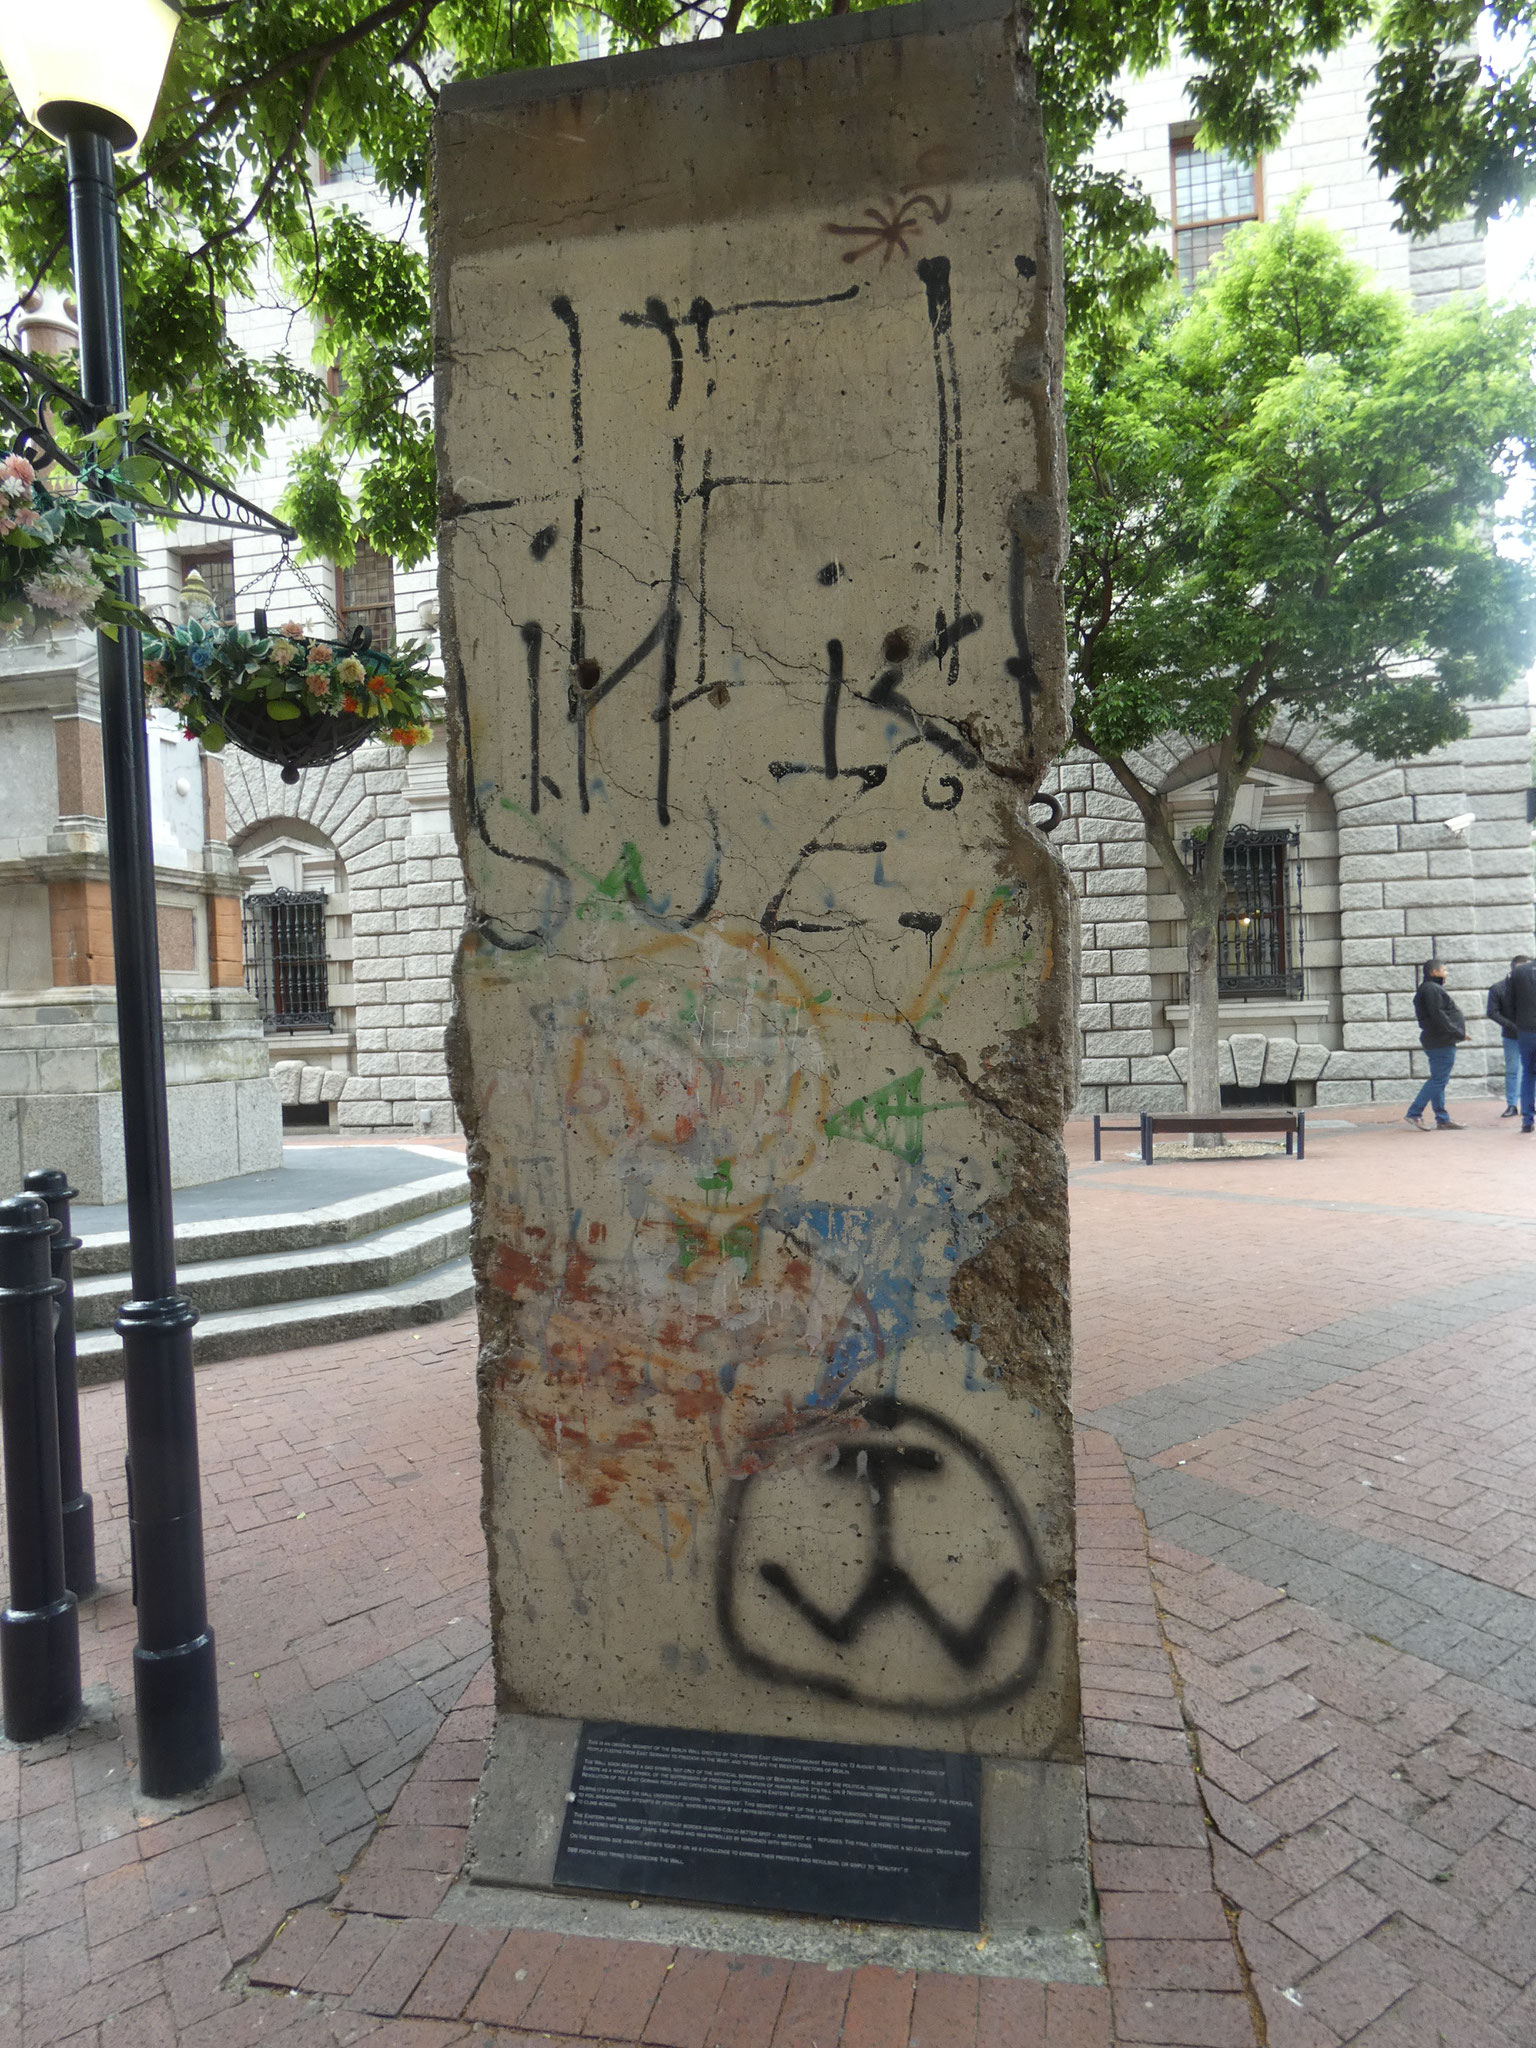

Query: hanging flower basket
<box><xmin>143</xmin><ymin>616</ymin><xmax>435</xmax><ymax>782</ymax></box>
<box><xmin>0</xmin><ymin>453</ymin><xmax>145</xmax><ymax>638</ymax></box>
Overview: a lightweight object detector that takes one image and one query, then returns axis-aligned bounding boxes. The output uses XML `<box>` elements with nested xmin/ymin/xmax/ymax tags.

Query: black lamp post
<box><xmin>0</xmin><ymin>0</ymin><xmax>220</xmax><ymax>1796</ymax></box>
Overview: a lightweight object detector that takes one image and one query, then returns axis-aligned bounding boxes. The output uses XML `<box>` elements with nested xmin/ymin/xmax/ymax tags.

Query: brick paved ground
<box><xmin>2</xmin><ymin>1101</ymin><xmax>1533</xmax><ymax>2044</ymax></box>
<box><xmin>1075</xmin><ymin>1102</ymin><xmax>1536</xmax><ymax>2045</ymax></box>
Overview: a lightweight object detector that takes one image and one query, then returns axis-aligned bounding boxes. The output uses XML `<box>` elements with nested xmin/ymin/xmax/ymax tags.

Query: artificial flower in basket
<box><xmin>142</xmin><ymin>615</ymin><xmax>435</xmax><ymax>780</ymax></box>
<box><xmin>0</xmin><ymin>452</ymin><xmax>145</xmax><ymax>638</ymax></box>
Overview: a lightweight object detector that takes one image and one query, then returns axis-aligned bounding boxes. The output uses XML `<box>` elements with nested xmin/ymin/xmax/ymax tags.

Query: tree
<box><xmin>1065</xmin><ymin>208</ymin><xmax>1536</xmax><ymax>1117</ymax></box>
<box><xmin>1</xmin><ymin>0</ymin><xmax>1531</xmax><ymax>566</ymax></box>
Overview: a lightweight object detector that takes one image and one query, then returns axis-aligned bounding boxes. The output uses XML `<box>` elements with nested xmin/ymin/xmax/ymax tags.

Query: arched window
<box><xmin>232</xmin><ymin>820</ymin><xmax>355</xmax><ymax>1123</ymax></box>
<box><xmin>1158</xmin><ymin>746</ymin><xmax>1343</xmax><ymax>1104</ymax></box>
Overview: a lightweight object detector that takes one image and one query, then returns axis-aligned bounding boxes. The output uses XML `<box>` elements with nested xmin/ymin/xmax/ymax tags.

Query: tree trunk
<box><xmin>1186</xmin><ymin>909</ymin><xmax>1223</xmax><ymax>1144</ymax></box>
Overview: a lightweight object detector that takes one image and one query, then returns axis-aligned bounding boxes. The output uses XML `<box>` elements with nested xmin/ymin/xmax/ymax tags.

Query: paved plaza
<box><xmin>1</xmin><ymin>1105</ymin><xmax>1533</xmax><ymax>2046</ymax></box>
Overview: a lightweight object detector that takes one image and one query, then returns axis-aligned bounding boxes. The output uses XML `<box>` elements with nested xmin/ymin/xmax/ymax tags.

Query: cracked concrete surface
<box><xmin>434</xmin><ymin>0</ymin><xmax>1080</xmax><ymax>1758</ymax></box>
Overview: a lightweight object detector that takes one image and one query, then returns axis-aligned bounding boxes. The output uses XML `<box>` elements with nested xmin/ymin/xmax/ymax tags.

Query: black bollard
<box><xmin>24</xmin><ymin>1171</ymin><xmax>96</xmax><ymax>1598</ymax></box>
<box><xmin>0</xmin><ymin>1195</ymin><xmax>81</xmax><ymax>1741</ymax></box>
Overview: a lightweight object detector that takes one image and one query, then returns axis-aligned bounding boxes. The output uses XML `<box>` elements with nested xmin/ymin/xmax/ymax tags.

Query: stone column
<box><xmin>437</xmin><ymin>0</ymin><xmax>1079</xmax><ymax>1765</ymax></box>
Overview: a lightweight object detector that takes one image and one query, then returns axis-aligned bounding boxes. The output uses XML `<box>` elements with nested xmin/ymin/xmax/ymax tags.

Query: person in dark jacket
<box><xmin>1407</xmin><ymin>960</ymin><xmax>1467</xmax><ymax>1129</ymax></box>
<box><xmin>1510</xmin><ymin>954</ymin><xmax>1536</xmax><ymax>1134</ymax></box>
<box><xmin>1488</xmin><ymin>956</ymin><xmax>1531</xmax><ymax>1116</ymax></box>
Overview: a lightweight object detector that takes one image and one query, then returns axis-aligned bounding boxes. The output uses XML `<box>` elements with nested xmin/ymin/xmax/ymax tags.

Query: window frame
<box><xmin>1169</xmin><ymin>135</ymin><xmax>1264</xmax><ymax>288</ymax></box>
<box><xmin>335</xmin><ymin>538</ymin><xmax>396</xmax><ymax>651</ymax></box>
<box><xmin>1184</xmin><ymin>825</ymin><xmax>1305</xmax><ymax>1000</ymax></box>
<box><xmin>242</xmin><ymin>887</ymin><xmax>335</xmax><ymax>1033</ymax></box>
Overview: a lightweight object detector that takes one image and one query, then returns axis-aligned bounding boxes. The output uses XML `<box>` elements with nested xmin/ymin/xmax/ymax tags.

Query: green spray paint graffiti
<box><xmin>824</xmin><ymin>1070</ymin><xmax>928</xmax><ymax>1165</ymax></box>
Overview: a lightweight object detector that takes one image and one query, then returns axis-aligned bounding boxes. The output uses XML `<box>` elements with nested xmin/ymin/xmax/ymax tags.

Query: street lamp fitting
<box><xmin>0</xmin><ymin>0</ymin><xmax>180</xmax><ymax>154</ymax></box>
<box><xmin>0</xmin><ymin>0</ymin><xmax>221</xmax><ymax>1801</ymax></box>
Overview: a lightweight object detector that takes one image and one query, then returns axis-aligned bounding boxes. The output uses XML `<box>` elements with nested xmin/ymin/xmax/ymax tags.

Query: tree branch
<box><xmin>126</xmin><ymin>0</ymin><xmax>442</xmax><ymax>198</ymax></box>
<box><xmin>1073</xmin><ymin>717</ymin><xmax>1195</xmax><ymax>904</ymax></box>
<box><xmin>186</xmin><ymin>55</ymin><xmax>334</xmax><ymax>267</ymax></box>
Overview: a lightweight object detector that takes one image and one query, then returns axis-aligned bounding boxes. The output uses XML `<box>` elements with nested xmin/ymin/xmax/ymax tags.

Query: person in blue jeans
<box><xmin>1508</xmin><ymin>955</ymin><xmax>1536</xmax><ymax>1133</ymax></box>
<box><xmin>1487</xmin><ymin>956</ymin><xmax>1530</xmax><ymax>1116</ymax></box>
<box><xmin>1406</xmin><ymin>960</ymin><xmax>1466</xmax><ymax>1129</ymax></box>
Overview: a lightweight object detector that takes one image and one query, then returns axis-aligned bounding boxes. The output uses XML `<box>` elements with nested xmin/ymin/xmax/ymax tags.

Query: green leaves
<box><xmin>1067</xmin><ymin>207</ymin><xmax>1536</xmax><ymax>778</ymax></box>
<box><xmin>276</xmin><ymin>444</ymin><xmax>354</xmax><ymax>565</ymax></box>
<box><xmin>1</xmin><ymin>0</ymin><xmax>1531</xmax><ymax>570</ymax></box>
<box><xmin>1372</xmin><ymin>2</ymin><xmax>1536</xmax><ymax>231</ymax></box>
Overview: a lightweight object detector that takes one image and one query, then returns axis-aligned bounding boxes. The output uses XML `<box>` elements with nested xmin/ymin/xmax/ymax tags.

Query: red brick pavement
<box><xmin>1069</xmin><ymin>1102</ymin><xmax>1536</xmax><ymax>1412</ymax></box>
<box><xmin>1148</xmin><ymin>1541</ymin><xmax>1536</xmax><ymax>2045</ymax></box>
<box><xmin>3</xmin><ymin>1105</ymin><xmax>1533</xmax><ymax>2044</ymax></box>
<box><xmin>1149</xmin><ymin>1303</ymin><xmax>1536</xmax><ymax>1596</ymax></box>
<box><xmin>0</xmin><ymin>1315</ymin><xmax>1121</xmax><ymax>2048</ymax></box>
<box><xmin>1071</xmin><ymin>1103</ymin><xmax>1536</xmax><ymax>2045</ymax></box>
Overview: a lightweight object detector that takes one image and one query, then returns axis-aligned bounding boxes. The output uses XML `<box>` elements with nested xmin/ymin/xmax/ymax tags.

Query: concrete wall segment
<box><xmin>437</xmin><ymin>1</ymin><xmax>1079</xmax><ymax>1757</ymax></box>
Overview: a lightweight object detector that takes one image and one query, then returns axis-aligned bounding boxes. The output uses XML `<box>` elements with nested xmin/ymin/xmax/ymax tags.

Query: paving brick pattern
<box><xmin>1075</xmin><ymin>1108</ymin><xmax>1536</xmax><ymax>2044</ymax></box>
<box><xmin>1145</xmin><ymin>1291</ymin><xmax>1536</xmax><ymax>1591</ymax></box>
<box><xmin>1</xmin><ymin>1106</ymin><xmax>1531</xmax><ymax>2044</ymax></box>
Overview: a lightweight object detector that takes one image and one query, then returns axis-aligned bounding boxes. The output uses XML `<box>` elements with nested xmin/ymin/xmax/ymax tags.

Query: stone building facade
<box><xmin>221</xmin><ymin>740</ymin><xmax>463</xmax><ymax>1138</ymax></box>
<box><xmin>0</xmin><ymin>626</ymin><xmax>282</xmax><ymax>1200</ymax></box>
<box><xmin>1046</xmin><ymin>701</ymin><xmax>1535</xmax><ymax>1115</ymax></box>
<box><xmin>22</xmin><ymin>25</ymin><xmax>1516</xmax><ymax>1139</ymax></box>
<box><xmin>119</xmin><ymin>161</ymin><xmax>465</xmax><ymax>1140</ymax></box>
<box><xmin>1048</xmin><ymin>27</ymin><xmax>1535</xmax><ymax>1115</ymax></box>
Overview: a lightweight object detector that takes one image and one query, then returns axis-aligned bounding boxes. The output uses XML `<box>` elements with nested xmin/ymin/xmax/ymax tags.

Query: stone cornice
<box><xmin>0</xmin><ymin>851</ymin><xmax>245</xmax><ymax>897</ymax></box>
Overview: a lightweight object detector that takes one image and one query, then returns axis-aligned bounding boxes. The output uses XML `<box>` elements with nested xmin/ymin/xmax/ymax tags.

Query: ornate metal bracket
<box><xmin>0</xmin><ymin>339</ymin><xmax>296</xmax><ymax>540</ymax></box>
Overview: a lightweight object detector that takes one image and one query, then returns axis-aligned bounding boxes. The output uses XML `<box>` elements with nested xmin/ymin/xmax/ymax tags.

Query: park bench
<box><xmin>1142</xmin><ymin>1110</ymin><xmax>1304</xmax><ymax>1162</ymax></box>
<box><xmin>1093</xmin><ymin>1110</ymin><xmax>1306</xmax><ymax>1163</ymax></box>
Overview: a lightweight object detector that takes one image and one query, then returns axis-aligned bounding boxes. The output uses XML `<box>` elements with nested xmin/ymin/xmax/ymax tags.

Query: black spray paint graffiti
<box><xmin>898</xmin><ymin>909</ymin><xmax>943</xmax><ymax>965</ymax></box>
<box><xmin>716</xmin><ymin>1395</ymin><xmax>1048</xmax><ymax>1715</ymax></box>
<box><xmin>451</xmin><ymin>262</ymin><xmax>1051</xmax><ymax>941</ymax></box>
<box><xmin>914</xmin><ymin>256</ymin><xmax>965</xmax><ymax>691</ymax></box>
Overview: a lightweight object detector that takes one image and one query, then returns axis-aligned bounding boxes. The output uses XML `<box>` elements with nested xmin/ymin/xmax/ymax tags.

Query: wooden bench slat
<box><xmin>1147</xmin><ymin>1115</ymin><xmax>1298</xmax><ymax>1133</ymax></box>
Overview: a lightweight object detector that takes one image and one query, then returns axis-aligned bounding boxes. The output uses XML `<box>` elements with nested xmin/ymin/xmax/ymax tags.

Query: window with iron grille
<box><xmin>242</xmin><ymin>889</ymin><xmax>334</xmax><ymax>1031</ymax></box>
<box><xmin>1171</xmin><ymin>138</ymin><xmax>1261</xmax><ymax>288</ymax></box>
<box><xmin>337</xmin><ymin>539</ymin><xmax>395</xmax><ymax>650</ymax></box>
<box><xmin>1184</xmin><ymin>827</ymin><xmax>1305</xmax><ymax>998</ymax></box>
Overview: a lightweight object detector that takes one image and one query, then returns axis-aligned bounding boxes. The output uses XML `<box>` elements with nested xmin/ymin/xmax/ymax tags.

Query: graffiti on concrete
<box><xmin>476</xmin><ymin>897</ymin><xmax>1033</xmax><ymax>1566</ymax></box>
<box><xmin>442</xmin><ymin>66</ymin><xmax>1071</xmax><ymax>1734</ymax></box>
<box><xmin>717</xmin><ymin>1394</ymin><xmax>1047</xmax><ymax>1713</ymax></box>
<box><xmin>450</xmin><ymin>240</ymin><xmax>1047</xmax><ymax>927</ymax></box>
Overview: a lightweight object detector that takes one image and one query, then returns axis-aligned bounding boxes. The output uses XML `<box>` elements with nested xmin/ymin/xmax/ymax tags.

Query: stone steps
<box><xmin>71</xmin><ymin>1163</ymin><xmax>477</xmax><ymax>1377</ymax></box>
<box><xmin>72</xmin><ymin>1166</ymin><xmax>469</xmax><ymax>1277</ymax></box>
<box><xmin>76</xmin><ymin>1254</ymin><xmax>474</xmax><ymax>1380</ymax></box>
<box><xmin>73</xmin><ymin>1205</ymin><xmax>472</xmax><ymax>1330</ymax></box>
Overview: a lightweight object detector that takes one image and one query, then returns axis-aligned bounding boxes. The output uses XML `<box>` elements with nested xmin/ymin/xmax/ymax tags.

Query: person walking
<box><xmin>1406</xmin><ymin>960</ymin><xmax>1467</xmax><ymax>1129</ymax></box>
<box><xmin>1487</xmin><ymin>956</ymin><xmax>1531</xmax><ymax>1117</ymax></box>
<box><xmin>1510</xmin><ymin>954</ymin><xmax>1536</xmax><ymax>1135</ymax></box>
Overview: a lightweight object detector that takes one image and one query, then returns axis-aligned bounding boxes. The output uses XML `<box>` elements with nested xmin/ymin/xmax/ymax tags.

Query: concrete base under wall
<box><xmin>459</xmin><ymin>1713</ymin><xmax>1098</xmax><ymax>1982</ymax></box>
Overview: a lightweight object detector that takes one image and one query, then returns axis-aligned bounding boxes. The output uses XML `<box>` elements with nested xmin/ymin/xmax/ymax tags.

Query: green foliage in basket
<box><xmin>142</xmin><ymin>616</ymin><xmax>435</xmax><ymax>756</ymax></box>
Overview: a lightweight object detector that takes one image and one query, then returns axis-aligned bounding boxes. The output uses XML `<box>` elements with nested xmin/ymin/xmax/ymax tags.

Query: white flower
<box><xmin>24</xmin><ymin>546</ymin><xmax>102</xmax><ymax>620</ymax></box>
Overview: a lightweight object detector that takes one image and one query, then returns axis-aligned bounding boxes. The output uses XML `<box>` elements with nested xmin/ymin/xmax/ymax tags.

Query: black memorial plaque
<box><xmin>552</xmin><ymin>1721</ymin><xmax>982</xmax><ymax>1930</ymax></box>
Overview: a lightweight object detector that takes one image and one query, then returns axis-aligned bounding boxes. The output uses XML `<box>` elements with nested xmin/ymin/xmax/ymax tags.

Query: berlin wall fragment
<box><xmin>436</xmin><ymin>0</ymin><xmax>1080</xmax><ymax>1760</ymax></box>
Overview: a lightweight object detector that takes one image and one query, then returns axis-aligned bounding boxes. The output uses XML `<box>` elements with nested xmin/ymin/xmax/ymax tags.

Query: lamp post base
<box><xmin>1</xmin><ymin>1595</ymin><xmax>82</xmax><ymax>1744</ymax></box>
<box><xmin>134</xmin><ymin>1631</ymin><xmax>220</xmax><ymax>1797</ymax></box>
